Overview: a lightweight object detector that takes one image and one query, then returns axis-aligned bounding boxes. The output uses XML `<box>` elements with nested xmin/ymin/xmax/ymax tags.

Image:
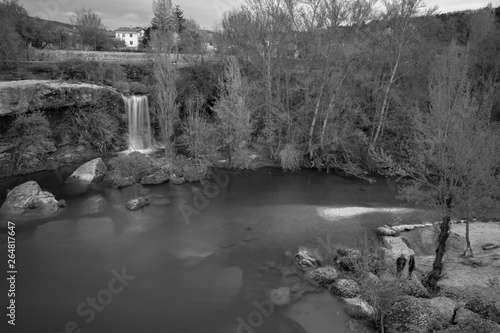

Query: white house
<box><xmin>114</xmin><ymin>27</ymin><xmax>145</xmax><ymax>48</ymax></box>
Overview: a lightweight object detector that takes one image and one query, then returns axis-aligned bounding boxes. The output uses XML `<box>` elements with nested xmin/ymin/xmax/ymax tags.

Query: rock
<box><xmin>140</xmin><ymin>170</ymin><xmax>170</xmax><ymax>185</ymax></box>
<box><xmin>378</xmin><ymin>226</ymin><xmax>397</xmax><ymax>236</ymax></box>
<box><xmin>125</xmin><ymin>197</ymin><xmax>150</xmax><ymax>211</ymax></box>
<box><xmin>465</xmin><ymin>298</ymin><xmax>500</xmax><ymax>324</ymax></box>
<box><xmin>0</xmin><ymin>181</ymin><xmax>60</xmax><ymax>220</ymax></box>
<box><xmin>0</xmin><ymin>80</ymin><xmax>122</xmax><ymax>116</ymax></box>
<box><xmin>66</xmin><ymin>158</ymin><xmax>107</xmax><ymax>183</ymax></box>
<box><xmin>80</xmin><ymin>195</ymin><xmax>105</xmax><ymax>215</ymax></box>
<box><xmin>452</xmin><ymin>307</ymin><xmax>500</xmax><ymax>332</ymax></box>
<box><xmin>170</xmin><ymin>174</ymin><xmax>185</xmax><ymax>185</ymax></box>
<box><xmin>57</xmin><ymin>199</ymin><xmax>67</xmax><ymax>208</ymax></box>
<box><xmin>329</xmin><ymin>279</ymin><xmax>361</xmax><ymax>298</ymax></box>
<box><xmin>344</xmin><ymin>297</ymin><xmax>376</xmax><ymax>320</ymax></box>
<box><xmin>294</xmin><ymin>247</ymin><xmax>321</xmax><ymax>271</ymax></box>
<box><xmin>268</xmin><ymin>287</ymin><xmax>291</xmax><ymax>306</ymax></box>
<box><xmin>385</xmin><ymin>296</ymin><xmax>456</xmax><ymax>333</ymax></box>
<box><xmin>392</xmin><ymin>224</ymin><xmax>416</xmax><ymax>232</ymax></box>
<box><xmin>382</xmin><ymin>236</ymin><xmax>415</xmax><ymax>278</ymax></box>
<box><xmin>304</xmin><ymin>265</ymin><xmax>339</xmax><ymax>287</ymax></box>
<box><xmin>64</xmin><ymin>158</ymin><xmax>107</xmax><ymax>195</ymax></box>
<box><xmin>397</xmin><ymin>277</ymin><xmax>430</xmax><ymax>298</ymax></box>
<box><xmin>429</xmin><ymin>297</ymin><xmax>457</xmax><ymax>319</ymax></box>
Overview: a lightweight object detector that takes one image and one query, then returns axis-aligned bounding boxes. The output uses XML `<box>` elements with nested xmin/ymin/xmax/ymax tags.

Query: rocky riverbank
<box><xmin>263</xmin><ymin>221</ymin><xmax>500</xmax><ymax>332</ymax></box>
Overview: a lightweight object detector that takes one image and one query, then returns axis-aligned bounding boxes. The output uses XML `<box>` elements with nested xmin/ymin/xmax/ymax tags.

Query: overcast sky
<box><xmin>21</xmin><ymin>0</ymin><xmax>499</xmax><ymax>31</ymax></box>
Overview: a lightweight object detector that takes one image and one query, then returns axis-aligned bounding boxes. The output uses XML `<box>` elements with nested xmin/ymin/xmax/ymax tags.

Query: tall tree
<box><xmin>174</xmin><ymin>4</ymin><xmax>186</xmax><ymax>33</ymax></box>
<box><xmin>397</xmin><ymin>44</ymin><xmax>500</xmax><ymax>290</ymax></box>
<box><xmin>151</xmin><ymin>0</ymin><xmax>174</xmax><ymax>31</ymax></box>
<box><xmin>212</xmin><ymin>57</ymin><xmax>253</xmax><ymax>168</ymax></box>
<box><xmin>150</xmin><ymin>0</ymin><xmax>179</xmax><ymax>160</ymax></box>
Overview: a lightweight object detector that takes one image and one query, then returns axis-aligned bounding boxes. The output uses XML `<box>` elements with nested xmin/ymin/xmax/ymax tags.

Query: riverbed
<box><xmin>0</xmin><ymin>168</ymin><xmax>440</xmax><ymax>333</ymax></box>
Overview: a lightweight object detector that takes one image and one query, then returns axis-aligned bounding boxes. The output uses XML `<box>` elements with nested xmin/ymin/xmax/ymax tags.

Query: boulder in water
<box><xmin>125</xmin><ymin>197</ymin><xmax>150</xmax><ymax>211</ymax></box>
<box><xmin>66</xmin><ymin>158</ymin><xmax>107</xmax><ymax>183</ymax></box>
<box><xmin>294</xmin><ymin>247</ymin><xmax>321</xmax><ymax>271</ymax></box>
<box><xmin>0</xmin><ymin>181</ymin><xmax>61</xmax><ymax>221</ymax></box>
<box><xmin>329</xmin><ymin>279</ymin><xmax>361</xmax><ymax>298</ymax></box>
<box><xmin>304</xmin><ymin>266</ymin><xmax>339</xmax><ymax>287</ymax></box>
<box><xmin>64</xmin><ymin>158</ymin><xmax>107</xmax><ymax>195</ymax></box>
<box><xmin>344</xmin><ymin>297</ymin><xmax>376</xmax><ymax>320</ymax></box>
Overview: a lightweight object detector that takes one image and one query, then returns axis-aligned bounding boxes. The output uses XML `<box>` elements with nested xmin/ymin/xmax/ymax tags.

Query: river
<box><xmin>0</xmin><ymin>167</ymin><xmax>439</xmax><ymax>333</ymax></box>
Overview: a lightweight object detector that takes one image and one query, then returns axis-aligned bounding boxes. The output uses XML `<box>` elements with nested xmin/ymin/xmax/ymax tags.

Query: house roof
<box><xmin>114</xmin><ymin>27</ymin><xmax>144</xmax><ymax>33</ymax></box>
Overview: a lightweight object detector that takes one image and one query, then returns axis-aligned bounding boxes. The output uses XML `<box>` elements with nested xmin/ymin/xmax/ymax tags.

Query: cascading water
<box><xmin>123</xmin><ymin>95</ymin><xmax>152</xmax><ymax>151</ymax></box>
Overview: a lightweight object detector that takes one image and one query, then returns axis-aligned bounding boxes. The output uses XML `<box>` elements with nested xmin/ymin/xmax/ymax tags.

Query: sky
<box><xmin>20</xmin><ymin>0</ymin><xmax>500</xmax><ymax>31</ymax></box>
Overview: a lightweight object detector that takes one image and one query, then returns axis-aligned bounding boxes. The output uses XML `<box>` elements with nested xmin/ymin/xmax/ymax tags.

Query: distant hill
<box><xmin>31</xmin><ymin>17</ymin><xmax>77</xmax><ymax>33</ymax></box>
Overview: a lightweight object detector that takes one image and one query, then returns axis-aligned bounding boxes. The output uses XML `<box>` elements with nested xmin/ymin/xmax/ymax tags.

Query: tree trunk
<box><xmin>426</xmin><ymin>215</ymin><xmax>451</xmax><ymax>291</ymax></box>
<box><xmin>463</xmin><ymin>218</ymin><xmax>473</xmax><ymax>258</ymax></box>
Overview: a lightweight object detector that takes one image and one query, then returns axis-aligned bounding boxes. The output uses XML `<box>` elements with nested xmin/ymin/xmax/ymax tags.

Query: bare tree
<box><xmin>369</xmin><ymin>0</ymin><xmax>426</xmax><ymax>150</ymax></box>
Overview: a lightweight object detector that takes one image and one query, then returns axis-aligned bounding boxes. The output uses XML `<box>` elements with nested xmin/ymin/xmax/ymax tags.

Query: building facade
<box><xmin>114</xmin><ymin>27</ymin><xmax>145</xmax><ymax>48</ymax></box>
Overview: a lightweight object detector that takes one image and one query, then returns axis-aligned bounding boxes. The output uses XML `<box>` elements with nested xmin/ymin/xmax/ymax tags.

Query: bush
<box><xmin>108</xmin><ymin>152</ymin><xmax>153</xmax><ymax>183</ymax></box>
<box><xmin>7</xmin><ymin>111</ymin><xmax>55</xmax><ymax>170</ymax></box>
<box><xmin>171</xmin><ymin>154</ymin><xmax>211</xmax><ymax>182</ymax></box>
<box><xmin>279</xmin><ymin>143</ymin><xmax>301</xmax><ymax>171</ymax></box>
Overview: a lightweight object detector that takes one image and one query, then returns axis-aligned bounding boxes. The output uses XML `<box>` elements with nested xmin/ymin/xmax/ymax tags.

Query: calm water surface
<box><xmin>0</xmin><ymin>168</ymin><xmax>439</xmax><ymax>333</ymax></box>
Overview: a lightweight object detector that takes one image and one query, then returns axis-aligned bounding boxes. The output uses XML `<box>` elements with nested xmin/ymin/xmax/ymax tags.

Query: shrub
<box><xmin>171</xmin><ymin>154</ymin><xmax>211</xmax><ymax>182</ymax></box>
<box><xmin>7</xmin><ymin>111</ymin><xmax>55</xmax><ymax>170</ymax></box>
<box><xmin>108</xmin><ymin>152</ymin><xmax>153</xmax><ymax>183</ymax></box>
<box><xmin>279</xmin><ymin>143</ymin><xmax>301</xmax><ymax>172</ymax></box>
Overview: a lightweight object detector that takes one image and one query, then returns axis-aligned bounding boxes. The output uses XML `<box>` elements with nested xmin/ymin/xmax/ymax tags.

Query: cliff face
<box><xmin>0</xmin><ymin>80</ymin><xmax>122</xmax><ymax>116</ymax></box>
<box><xmin>0</xmin><ymin>80</ymin><xmax>127</xmax><ymax>180</ymax></box>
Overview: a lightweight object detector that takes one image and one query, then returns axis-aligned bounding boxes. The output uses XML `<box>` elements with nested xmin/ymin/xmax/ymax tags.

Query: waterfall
<box><xmin>123</xmin><ymin>95</ymin><xmax>152</xmax><ymax>151</ymax></box>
